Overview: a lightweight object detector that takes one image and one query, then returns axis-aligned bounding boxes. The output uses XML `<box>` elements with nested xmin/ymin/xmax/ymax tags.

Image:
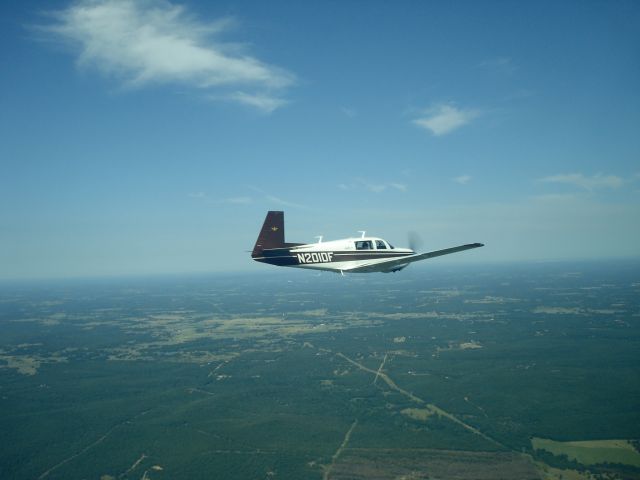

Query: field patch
<box><xmin>330</xmin><ymin>449</ymin><xmax>541</xmax><ymax>479</ymax></box>
<box><xmin>0</xmin><ymin>353</ymin><xmax>67</xmax><ymax>375</ymax></box>
<box><xmin>532</xmin><ymin>437</ymin><xmax>640</xmax><ymax>467</ymax></box>
<box><xmin>401</xmin><ymin>408</ymin><xmax>434</xmax><ymax>422</ymax></box>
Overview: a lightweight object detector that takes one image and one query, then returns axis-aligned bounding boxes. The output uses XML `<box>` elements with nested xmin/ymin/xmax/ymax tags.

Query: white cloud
<box><xmin>390</xmin><ymin>183</ymin><xmax>407</xmax><ymax>192</ymax></box>
<box><xmin>339</xmin><ymin>178</ymin><xmax>408</xmax><ymax>193</ymax></box>
<box><xmin>539</xmin><ymin>173</ymin><xmax>624</xmax><ymax>191</ymax></box>
<box><xmin>340</xmin><ymin>106</ymin><xmax>357</xmax><ymax>118</ymax></box>
<box><xmin>228</xmin><ymin>91</ymin><xmax>288</xmax><ymax>114</ymax></box>
<box><xmin>362</xmin><ymin>181</ymin><xmax>386</xmax><ymax>193</ymax></box>
<box><xmin>478</xmin><ymin>56</ymin><xmax>517</xmax><ymax>75</ymax></box>
<box><xmin>265</xmin><ymin>195</ymin><xmax>306</xmax><ymax>209</ymax></box>
<box><xmin>188</xmin><ymin>191</ymin><xmax>207</xmax><ymax>199</ymax></box>
<box><xmin>245</xmin><ymin>186</ymin><xmax>307</xmax><ymax>208</ymax></box>
<box><xmin>40</xmin><ymin>0</ymin><xmax>295</xmax><ymax>111</ymax></box>
<box><xmin>531</xmin><ymin>193</ymin><xmax>581</xmax><ymax>202</ymax></box>
<box><xmin>453</xmin><ymin>175</ymin><xmax>472</xmax><ymax>185</ymax></box>
<box><xmin>220</xmin><ymin>196</ymin><xmax>252</xmax><ymax>205</ymax></box>
<box><xmin>413</xmin><ymin>104</ymin><xmax>479</xmax><ymax>136</ymax></box>
<box><xmin>188</xmin><ymin>192</ymin><xmax>252</xmax><ymax>205</ymax></box>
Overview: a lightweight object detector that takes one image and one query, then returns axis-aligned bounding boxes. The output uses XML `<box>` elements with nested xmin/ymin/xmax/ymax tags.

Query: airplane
<box><xmin>251</xmin><ymin>211</ymin><xmax>483</xmax><ymax>274</ymax></box>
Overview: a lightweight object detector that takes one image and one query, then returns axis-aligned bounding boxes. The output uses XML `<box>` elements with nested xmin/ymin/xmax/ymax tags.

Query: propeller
<box><xmin>408</xmin><ymin>231</ymin><xmax>423</xmax><ymax>253</ymax></box>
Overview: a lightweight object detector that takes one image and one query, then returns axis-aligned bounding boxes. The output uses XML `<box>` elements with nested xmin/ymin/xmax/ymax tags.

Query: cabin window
<box><xmin>355</xmin><ymin>240</ymin><xmax>373</xmax><ymax>250</ymax></box>
<box><xmin>376</xmin><ymin>240</ymin><xmax>387</xmax><ymax>249</ymax></box>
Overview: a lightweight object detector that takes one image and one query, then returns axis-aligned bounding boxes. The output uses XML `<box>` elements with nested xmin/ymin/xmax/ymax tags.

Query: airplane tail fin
<box><xmin>252</xmin><ymin>211</ymin><xmax>286</xmax><ymax>257</ymax></box>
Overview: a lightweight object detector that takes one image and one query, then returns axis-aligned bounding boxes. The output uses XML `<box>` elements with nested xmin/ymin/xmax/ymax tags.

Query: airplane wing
<box><xmin>344</xmin><ymin>243</ymin><xmax>484</xmax><ymax>273</ymax></box>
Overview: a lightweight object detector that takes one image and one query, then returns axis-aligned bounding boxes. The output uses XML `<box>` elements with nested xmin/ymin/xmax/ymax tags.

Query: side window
<box><xmin>355</xmin><ymin>241</ymin><xmax>373</xmax><ymax>250</ymax></box>
<box><xmin>376</xmin><ymin>240</ymin><xmax>387</xmax><ymax>249</ymax></box>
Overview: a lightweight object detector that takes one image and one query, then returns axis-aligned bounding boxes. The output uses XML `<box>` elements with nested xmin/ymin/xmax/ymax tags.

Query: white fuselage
<box><xmin>288</xmin><ymin>237</ymin><xmax>414</xmax><ymax>272</ymax></box>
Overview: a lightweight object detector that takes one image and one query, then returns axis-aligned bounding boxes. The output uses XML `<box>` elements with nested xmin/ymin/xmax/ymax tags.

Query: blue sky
<box><xmin>1</xmin><ymin>0</ymin><xmax>639</xmax><ymax>279</ymax></box>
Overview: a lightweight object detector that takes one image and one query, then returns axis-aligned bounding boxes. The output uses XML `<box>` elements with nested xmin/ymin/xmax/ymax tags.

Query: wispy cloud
<box><xmin>188</xmin><ymin>192</ymin><xmax>253</xmax><ymax>205</ymax></box>
<box><xmin>188</xmin><ymin>191</ymin><xmax>208</xmax><ymax>199</ymax></box>
<box><xmin>220</xmin><ymin>196</ymin><xmax>252</xmax><ymax>205</ymax></box>
<box><xmin>39</xmin><ymin>0</ymin><xmax>295</xmax><ymax>112</ymax></box>
<box><xmin>339</xmin><ymin>178</ymin><xmax>407</xmax><ymax>193</ymax></box>
<box><xmin>478</xmin><ymin>56</ymin><xmax>517</xmax><ymax>75</ymax></box>
<box><xmin>360</xmin><ymin>180</ymin><xmax>386</xmax><ymax>193</ymax></box>
<box><xmin>531</xmin><ymin>193</ymin><xmax>582</xmax><ymax>203</ymax></box>
<box><xmin>539</xmin><ymin>173</ymin><xmax>624</xmax><ymax>191</ymax></box>
<box><xmin>246</xmin><ymin>186</ymin><xmax>307</xmax><ymax>209</ymax></box>
<box><xmin>412</xmin><ymin>104</ymin><xmax>480</xmax><ymax>136</ymax></box>
<box><xmin>453</xmin><ymin>175</ymin><xmax>472</xmax><ymax>185</ymax></box>
<box><xmin>228</xmin><ymin>91</ymin><xmax>288</xmax><ymax>114</ymax></box>
<box><xmin>389</xmin><ymin>182</ymin><xmax>407</xmax><ymax>192</ymax></box>
<box><xmin>264</xmin><ymin>195</ymin><xmax>306</xmax><ymax>209</ymax></box>
<box><xmin>340</xmin><ymin>106</ymin><xmax>357</xmax><ymax>118</ymax></box>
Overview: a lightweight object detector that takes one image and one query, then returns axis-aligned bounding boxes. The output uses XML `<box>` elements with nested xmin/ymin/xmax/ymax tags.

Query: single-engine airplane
<box><xmin>251</xmin><ymin>211</ymin><xmax>483</xmax><ymax>274</ymax></box>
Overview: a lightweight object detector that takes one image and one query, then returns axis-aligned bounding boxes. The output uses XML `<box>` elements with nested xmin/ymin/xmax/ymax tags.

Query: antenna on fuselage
<box><xmin>315</xmin><ymin>235</ymin><xmax>323</xmax><ymax>243</ymax></box>
<box><xmin>358</xmin><ymin>231</ymin><xmax>366</xmax><ymax>238</ymax></box>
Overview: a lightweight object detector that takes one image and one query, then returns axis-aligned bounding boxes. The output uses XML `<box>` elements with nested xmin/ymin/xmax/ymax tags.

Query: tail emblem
<box><xmin>271</xmin><ymin>226</ymin><xmax>279</xmax><ymax>231</ymax></box>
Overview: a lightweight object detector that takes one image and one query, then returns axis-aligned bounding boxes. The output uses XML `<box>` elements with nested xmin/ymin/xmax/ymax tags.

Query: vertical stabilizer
<box><xmin>252</xmin><ymin>211</ymin><xmax>286</xmax><ymax>257</ymax></box>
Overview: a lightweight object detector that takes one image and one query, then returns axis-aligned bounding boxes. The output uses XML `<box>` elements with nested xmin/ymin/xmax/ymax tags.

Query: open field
<box><xmin>532</xmin><ymin>438</ymin><xmax>640</xmax><ymax>467</ymax></box>
<box><xmin>331</xmin><ymin>449</ymin><xmax>541</xmax><ymax>480</ymax></box>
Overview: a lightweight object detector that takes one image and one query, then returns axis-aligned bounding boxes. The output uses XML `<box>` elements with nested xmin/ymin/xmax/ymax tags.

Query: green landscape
<box><xmin>1</xmin><ymin>261</ymin><xmax>639</xmax><ymax>479</ymax></box>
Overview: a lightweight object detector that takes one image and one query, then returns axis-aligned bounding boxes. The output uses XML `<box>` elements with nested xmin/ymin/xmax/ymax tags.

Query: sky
<box><xmin>1</xmin><ymin>0</ymin><xmax>639</xmax><ymax>279</ymax></box>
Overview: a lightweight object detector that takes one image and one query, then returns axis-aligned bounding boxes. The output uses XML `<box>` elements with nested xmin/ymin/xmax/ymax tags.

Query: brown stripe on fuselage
<box><xmin>254</xmin><ymin>249</ymin><xmax>412</xmax><ymax>267</ymax></box>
